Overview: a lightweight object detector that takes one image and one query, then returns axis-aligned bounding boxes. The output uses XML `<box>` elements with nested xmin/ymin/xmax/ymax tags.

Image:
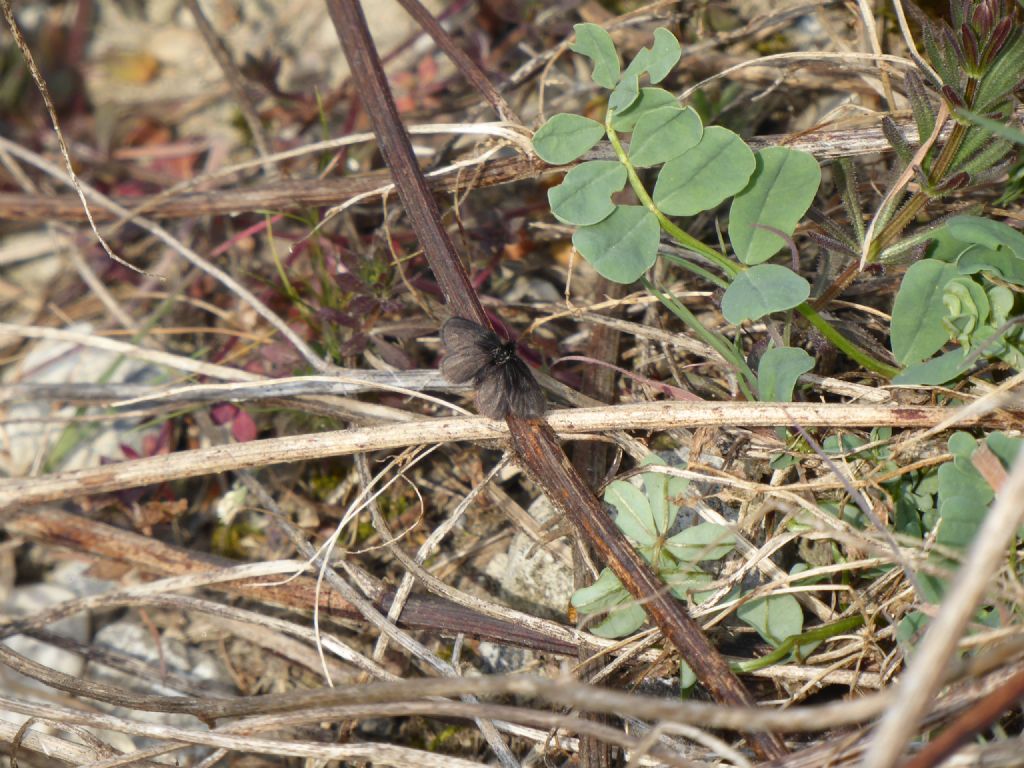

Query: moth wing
<box><xmin>439</xmin><ymin>318</ymin><xmax>495</xmax><ymax>384</ymax></box>
<box><xmin>441</xmin><ymin>349</ymin><xmax>487</xmax><ymax>384</ymax></box>
<box><xmin>440</xmin><ymin>317</ymin><xmax>497</xmax><ymax>354</ymax></box>
<box><xmin>474</xmin><ymin>358</ymin><xmax>546</xmax><ymax>420</ymax></box>
<box><xmin>474</xmin><ymin>368</ymin><xmax>511</xmax><ymax>420</ymax></box>
<box><xmin>502</xmin><ymin>358</ymin><xmax>546</xmax><ymax>419</ymax></box>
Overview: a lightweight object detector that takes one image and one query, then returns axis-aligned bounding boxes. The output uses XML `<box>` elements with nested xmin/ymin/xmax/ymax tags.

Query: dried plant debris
<box><xmin>1</xmin><ymin>0</ymin><xmax>1024</xmax><ymax>766</ymax></box>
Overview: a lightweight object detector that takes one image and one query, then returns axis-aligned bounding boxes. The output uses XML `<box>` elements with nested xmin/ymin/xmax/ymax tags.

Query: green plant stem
<box><xmin>606</xmin><ymin>108</ymin><xmax>900</xmax><ymax>380</ymax></box>
<box><xmin>644</xmin><ymin>277</ymin><xmax>758</xmax><ymax>398</ymax></box>
<box><xmin>795</xmin><ymin>304</ymin><xmax>901</xmax><ymax>378</ymax></box>
<box><xmin>731</xmin><ymin>614</ymin><xmax>867</xmax><ymax>674</ymax></box>
<box><xmin>267</xmin><ymin>213</ymin><xmax>305</xmax><ymax>308</ymax></box>
<box><xmin>660</xmin><ymin>251</ymin><xmax>730</xmax><ymax>290</ymax></box>
<box><xmin>868</xmin><ymin>189</ymin><xmax>933</xmax><ymax>262</ymax></box>
<box><xmin>606</xmin><ymin>114</ymin><xmax>739</xmax><ymax>279</ymax></box>
<box><xmin>870</xmin><ymin>84</ymin><xmax>973</xmax><ymax>260</ymax></box>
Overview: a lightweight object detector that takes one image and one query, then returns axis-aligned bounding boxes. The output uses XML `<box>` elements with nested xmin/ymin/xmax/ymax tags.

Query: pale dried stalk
<box><xmin>0</xmin><ymin>402</ymin><xmax>1006</xmax><ymax>511</ymax></box>
<box><xmin>862</xmin><ymin>447</ymin><xmax>1024</xmax><ymax>766</ymax></box>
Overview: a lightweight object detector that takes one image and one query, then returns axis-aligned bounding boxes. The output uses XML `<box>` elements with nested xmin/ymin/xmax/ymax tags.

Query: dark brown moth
<box><xmin>439</xmin><ymin>317</ymin><xmax>546</xmax><ymax>420</ymax></box>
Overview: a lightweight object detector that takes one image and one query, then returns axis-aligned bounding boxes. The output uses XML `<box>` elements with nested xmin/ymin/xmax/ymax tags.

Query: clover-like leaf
<box><xmin>571</xmin><ymin>567</ymin><xmax>628</xmax><ymax>613</ymax></box>
<box><xmin>590</xmin><ymin>601</ymin><xmax>648</xmax><ymax>638</ymax></box>
<box><xmin>720</xmin><ymin>264</ymin><xmax>810</xmax><ymax>324</ymax></box>
<box><xmin>622</xmin><ymin>47</ymin><xmax>651</xmax><ymax>82</ymax></box>
<box><xmin>936</xmin><ymin>433</ymin><xmax>995</xmax><ymax>549</ymax></box>
<box><xmin>548</xmin><ymin>160</ymin><xmax>627</xmax><ymax>225</ymax></box>
<box><xmin>898</xmin><ymin>610</ymin><xmax>931</xmax><ymax>644</ymax></box>
<box><xmin>662</xmin><ymin>562</ymin><xmax>715</xmax><ymax>601</ymax></box>
<box><xmin>957</xmin><ymin>247</ymin><xmax>1024</xmax><ymax>285</ymax></box>
<box><xmin>737</xmin><ymin>594</ymin><xmax>803</xmax><ymax>646</ymax></box>
<box><xmin>628</xmin><ymin>106</ymin><xmax>703</xmax><ymax>168</ymax></box>
<box><xmin>610</xmin><ymin>87</ymin><xmax>678</xmax><ymax>131</ymax></box>
<box><xmin>653</xmin><ymin>126</ymin><xmax>755</xmax><ymax>216</ymax></box>
<box><xmin>609</xmin><ymin>74</ymin><xmax>641</xmax><ymax>113</ymax></box>
<box><xmin>946</xmin><ymin>215</ymin><xmax>1024</xmax><ymax>259</ymax></box>
<box><xmin>757</xmin><ymin>346</ymin><xmax>814</xmax><ymax>402</ymax></box>
<box><xmin>987</xmin><ymin>432</ymin><xmax>1023</xmax><ymax>467</ymax></box>
<box><xmin>572</xmin><ymin>205</ymin><xmax>660</xmax><ymax>283</ymax></box>
<box><xmin>823</xmin><ymin>433</ymin><xmax>868</xmax><ymax>456</ymax></box>
<box><xmin>570</xmin><ymin>568</ymin><xmax>647</xmax><ymax>638</ymax></box>
<box><xmin>930</xmin><ymin>216</ymin><xmax>1024</xmax><ymax>286</ymax></box>
<box><xmin>890</xmin><ymin>259</ymin><xmax>958</xmax><ymax>364</ymax></box>
<box><xmin>620</xmin><ymin>27</ymin><xmax>681</xmax><ymax>86</ymax></box>
<box><xmin>664</xmin><ymin>523</ymin><xmax>735</xmax><ymax>562</ymax></box>
<box><xmin>943</xmin><ymin>276</ymin><xmax>989</xmax><ymax>345</ymax></box>
<box><xmin>570</xmin><ymin>23</ymin><xmax>619</xmax><ymax>89</ymax></box>
<box><xmin>680</xmin><ymin>659</ymin><xmax>697</xmax><ymax>690</ymax></box>
<box><xmin>640</xmin><ymin>454</ymin><xmax>689</xmax><ymax>534</ymax></box>
<box><xmin>605</xmin><ymin>479</ymin><xmax>658</xmax><ymax>547</ymax></box>
<box><xmin>989</xmin><ymin>285</ymin><xmax>1015</xmax><ymax>327</ymax></box>
<box><xmin>892</xmin><ymin>348</ymin><xmax>971</xmax><ymax>385</ymax></box>
<box><xmin>533</xmin><ymin>113</ymin><xmax>606</xmax><ymax>164</ymax></box>
<box><xmin>645</xmin><ymin>28</ymin><xmax>682</xmax><ymax>83</ymax></box>
<box><xmin>729</xmin><ymin>147</ymin><xmax>821</xmax><ymax>265</ymax></box>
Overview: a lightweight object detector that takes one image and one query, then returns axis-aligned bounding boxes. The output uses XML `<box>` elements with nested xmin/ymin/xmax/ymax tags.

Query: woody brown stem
<box><xmin>325</xmin><ymin>0</ymin><xmax>787</xmax><ymax>758</ymax></box>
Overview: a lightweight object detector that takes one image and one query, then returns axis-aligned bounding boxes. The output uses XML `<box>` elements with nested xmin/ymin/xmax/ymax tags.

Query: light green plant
<box><xmin>892</xmin><ymin>215</ymin><xmax>1024</xmax><ymax>384</ymax></box>
<box><xmin>533</xmin><ymin>23</ymin><xmax>898</xmax><ymax>398</ymax></box>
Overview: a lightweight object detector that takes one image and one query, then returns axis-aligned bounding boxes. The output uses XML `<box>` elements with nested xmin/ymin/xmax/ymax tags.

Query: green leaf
<box><xmin>533</xmin><ymin>114</ymin><xmax>606</xmax><ymax>165</ymax></box>
<box><xmin>679</xmin><ymin>659</ymin><xmax>697</xmax><ymax>690</ymax></box>
<box><xmin>610</xmin><ymin>87</ymin><xmax>678</xmax><ymax>131</ymax></box>
<box><xmin>986</xmin><ymin>432</ymin><xmax>1023</xmax><ymax>468</ymax></box>
<box><xmin>946</xmin><ymin>215</ymin><xmax>1024</xmax><ymax>259</ymax></box>
<box><xmin>622</xmin><ymin>47</ymin><xmax>651</xmax><ymax>82</ymax></box>
<box><xmin>640</xmin><ymin>454</ymin><xmax>688</xmax><ymax>534</ymax></box>
<box><xmin>605</xmin><ymin>479</ymin><xmax>657</xmax><ymax>547</ymax></box>
<box><xmin>645</xmin><ymin>28</ymin><xmax>682</xmax><ymax>84</ymax></box>
<box><xmin>571</xmin><ymin>567</ymin><xmax>626</xmax><ymax>613</ymax></box>
<box><xmin>953</xmin><ymin>108</ymin><xmax>1024</xmax><ymax>146</ymax></box>
<box><xmin>918</xmin><ymin>570</ymin><xmax>947</xmax><ymax>604</ymax></box>
<box><xmin>622</xmin><ymin>28</ymin><xmax>682</xmax><ymax>86</ymax></box>
<box><xmin>664</xmin><ymin>523</ymin><xmax>735</xmax><ymax>562</ymax></box>
<box><xmin>591</xmin><ymin>602</ymin><xmax>647</xmax><ymax>638</ymax></box>
<box><xmin>973</xmin><ymin>32</ymin><xmax>1024</xmax><ymax>113</ymax></box>
<box><xmin>924</xmin><ymin>217</ymin><xmax>1024</xmax><ymax>289</ymax></box>
<box><xmin>943</xmin><ymin>276</ymin><xmax>989</xmax><ymax>345</ymax></box>
<box><xmin>948</xmin><ymin>430</ymin><xmax>976</xmax><ymax>459</ymax></box>
<box><xmin>936</xmin><ymin>436</ymin><xmax>994</xmax><ymax>548</ymax></box>
<box><xmin>721</xmin><ymin>264</ymin><xmax>810</xmax><ymax>324</ymax></box>
<box><xmin>570</xmin><ymin>23</ymin><xmax>620</xmax><ymax>89</ymax></box>
<box><xmin>956</xmin><ymin>248</ymin><xmax>1024</xmax><ymax>286</ymax></box>
<box><xmin>892</xmin><ymin>348</ymin><xmax>970</xmax><ymax>385</ymax></box>
<box><xmin>571</xmin><ymin>568</ymin><xmax>648</xmax><ymax>638</ymax></box>
<box><xmin>652</xmin><ymin>126</ymin><xmax>756</xmax><ymax>216</ymax></box>
<box><xmin>662</xmin><ymin>563</ymin><xmax>714</xmax><ymax>601</ymax></box>
<box><xmin>737</xmin><ymin>594</ymin><xmax>803</xmax><ymax>646</ymax></box>
<box><xmin>548</xmin><ymin>160</ymin><xmax>627</xmax><ymax>225</ymax></box>
<box><xmin>937</xmin><ymin>493</ymin><xmax>991</xmax><ymax>547</ymax></box>
<box><xmin>573</xmin><ymin>205</ymin><xmax>660</xmax><ymax>283</ymax></box>
<box><xmin>757</xmin><ymin>346</ymin><xmax>814</xmax><ymax>402</ymax></box>
<box><xmin>823</xmin><ymin>433</ymin><xmax>866</xmax><ymax>455</ymax></box>
<box><xmin>989</xmin><ymin>285</ymin><xmax>1014</xmax><ymax>326</ymax></box>
<box><xmin>890</xmin><ymin>260</ymin><xmax>957</xmax><ymax>364</ymax></box>
<box><xmin>770</xmin><ymin>453</ymin><xmax>797</xmax><ymax>470</ymax></box>
<box><xmin>894</xmin><ymin>488</ymin><xmax>926</xmax><ymax>538</ymax></box>
<box><xmin>609</xmin><ymin>74</ymin><xmax>640</xmax><ymax>113</ymax></box>
<box><xmin>897</xmin><ymin>610</ymin><xmax>930</xmax><ymax>645</ymax></box>
<box><xmin>628</xmin><ymin>106</ymin><xmax>703</xmax><ymax>168</ymax></box>
<box><xmin>728</xmin><ymin>148</ymin><xmax>821</xmax><ymax>265</ymax></box>
<box><xmin>928</xmin><ymin>228</ymin><xmax>975</xmax><ymax>262</ymax></box>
